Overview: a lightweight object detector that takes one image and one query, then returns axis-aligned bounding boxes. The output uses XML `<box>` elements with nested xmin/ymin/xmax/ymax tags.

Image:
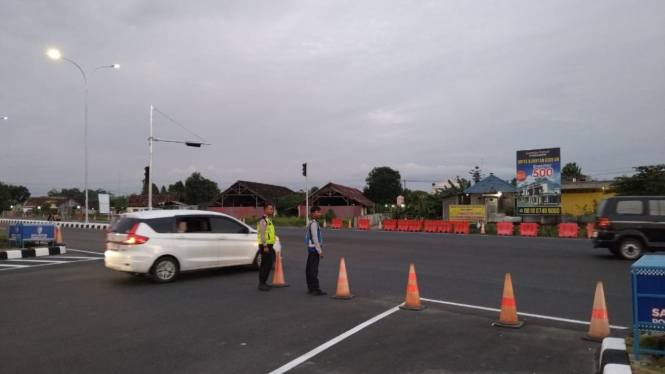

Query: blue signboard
<box><xmin>9</xmin><ymin>224</ymin><xmax>55</xmax><ymax>247</ymax></box>
<box><xmin>632</xmin><ymin>255</ymin><xmax>665</xmax><ymax>359</ymax></box>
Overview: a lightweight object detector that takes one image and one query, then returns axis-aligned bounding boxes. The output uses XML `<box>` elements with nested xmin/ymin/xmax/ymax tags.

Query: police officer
<box><xmin>257</xmin><ymin>204</ymin><xmax>276</xmax><ymax>291</ymax></box>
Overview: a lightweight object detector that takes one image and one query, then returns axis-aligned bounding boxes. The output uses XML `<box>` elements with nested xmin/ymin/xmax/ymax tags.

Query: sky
<box><xmin>1</xmin><ymin>0</ymin><xmax>664</xmax><ymax>196</ymax></box>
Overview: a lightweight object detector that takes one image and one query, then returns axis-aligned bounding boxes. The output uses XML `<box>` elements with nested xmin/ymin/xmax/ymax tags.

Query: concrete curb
<box><xmin>599</xmin><ymin>337</ymin><xmax>632</xmax><ymax>373</ymax></box>
<box><xmin>0</xmin><ymin>246</ymin><xmax>67</xmax><ymax>260</ymax></box>
<box><xmin>0</xmin><ymin>219</ymin><xmax>109</xmax><ymax>230</ymax></box>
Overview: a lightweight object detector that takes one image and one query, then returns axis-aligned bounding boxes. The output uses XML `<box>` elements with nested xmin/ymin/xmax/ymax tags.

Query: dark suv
<box><xmin>592</xmin><ymin>196</ymin><xmax>665</xmax><ymax>260</ymax></box>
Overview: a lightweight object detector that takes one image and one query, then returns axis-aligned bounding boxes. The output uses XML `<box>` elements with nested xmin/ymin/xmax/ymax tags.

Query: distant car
<box><xmin>592</xmin><ymin>196</ymin><xmax>665</xmax><ymax>260</ymax></box>
<box><xmin>104</xmin><ymin>210</ymin><xmax>281</xmax><ymax>283</ymax></box>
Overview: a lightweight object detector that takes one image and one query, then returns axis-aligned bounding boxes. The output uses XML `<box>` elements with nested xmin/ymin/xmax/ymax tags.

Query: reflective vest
<box><xmin>257</xmin><ymin>217</ymin><xmax>276</xmax><ymax>244</ymax></box>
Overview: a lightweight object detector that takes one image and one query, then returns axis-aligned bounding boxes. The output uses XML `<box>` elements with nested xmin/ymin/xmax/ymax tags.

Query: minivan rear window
<box><xmin>616</xmin><ymin>200</ymin><xmax>644</xmax><ymax>215</ymax></box>
<box><xmin>111</xmin><ymin>217</ymin><xmax>175</xmax><ymax>234</ymax></box>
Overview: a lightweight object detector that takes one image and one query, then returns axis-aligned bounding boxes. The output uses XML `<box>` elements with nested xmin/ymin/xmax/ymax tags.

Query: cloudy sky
<box><xmin>1</xmin><ymin>0</ymin><xmax>663</xmax><ymax>196</ymax></box>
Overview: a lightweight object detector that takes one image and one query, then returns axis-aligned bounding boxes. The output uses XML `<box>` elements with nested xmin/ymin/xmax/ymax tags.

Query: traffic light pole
<box><xmin>149</xmin><ymin>105</ymin><xmax>154</xmax><ymax>211</ymax></box>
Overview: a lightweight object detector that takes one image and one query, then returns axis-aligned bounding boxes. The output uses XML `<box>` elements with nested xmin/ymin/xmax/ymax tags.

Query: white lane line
<box><xmin>67</xmin><ymin>249</ymin><xmax>105</xmax><ymax>256</ymax></box>
<box><xmin>0</xmin><ymin>258</ymin><xmax>102</xmax><ymax>271</ymax></box>
<box><xmin>7</xmin><ymin>259</ymin><xmax>70</xmax><ymax>263</ymax></box>
<box><xmin>420</xmin><ymin>297</ymin><xmax>628</xmax><ymax>330</ymax></box>
<box><xmin>0</xmin><ymin>264</ymin><xmax>29</xmax><ymax>268</ymax></box>
<box><xmin>51</xmin><ymin>256</ymin><xmax>101</xmax><ymax>259</ymax></box>
<box><xmin>268</xmin><ymin>304</ymin><xmax>402</xmax><ymax>374</ymax></box>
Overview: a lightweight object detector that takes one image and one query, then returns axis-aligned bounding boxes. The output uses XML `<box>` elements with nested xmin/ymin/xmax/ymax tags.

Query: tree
<box><xmin>562</xmin><ymin>162</ymin><xmax>584</xmax><ymax>180</ymax></box>
<box><xmin>310</xmin><ymin>186</ymin><xmax>319</xmax><ymax>194</ymax></box>
<box><xmin>160</xmin><ymin>186</ymin><xmax>167</xmax><ymax>195</ymax></box>
<box><xmin>363</xmin><ymin>166</ymin><xmax>402</xmax><ymax>204</ymax></box>
<box><xmin>9</xmin><ymin>185</ymin><xmax>30</xmax><ymax>206</ymax></box>
<box><xmin>184</xmin><ymin>172</ymin><xmax>220</xmax><ymax>206</ymax></box>
<box><xmin>510</xmin><ymin>178</ymin><xmax>517</xmax><ymax>186</ymax></box>
<box><xmin>168</xmin><ymin>181</ymin><xmax>186</xmax><ymax>195</ymax></box>
<box><xmin>277</xmin><ymin>192</ymin><xmax>306</xmax><ymax>216</ymax></box>
<box><xmin>469</xmin><ymin>166</ymin><xmax>482</xmax><ymax>184</ymax></box>
<box><xmin>609</xmin><ymin>165</ymin><xmax>665</xmax><ymax>196</ymax></box>
<box><xmin>111</xmin><ymin>195</ymin><xmax>130</xmax><ymax>213</ymax></box>
<box><xmin>440</xmin><ymin>176</ymin><xmax>471</xmax><ymax>197</ymax></box>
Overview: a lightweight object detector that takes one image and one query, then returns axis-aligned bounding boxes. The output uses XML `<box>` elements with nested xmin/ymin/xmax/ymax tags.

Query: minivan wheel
<box><xmin>151</xmin><ymin>257</ymin><xmax>179</xmax><ymax>283</ymax></box>
<box><xmin>619</xmin><ymin>239</ymin><xmax>643</xmax><ymax>260</ymax></box>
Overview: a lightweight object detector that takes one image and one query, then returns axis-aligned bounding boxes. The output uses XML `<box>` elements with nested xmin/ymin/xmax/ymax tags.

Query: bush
<box><xmin>485</xmin><ymin>223</ymin><xmax>497</xmax><ymax>235</ymax></box>
<box><xmin>323</xmin><ymin>209</ymin><xmax>336</xmax><ymax>222</ymax></box>
<box><xmin>0</xmin><ymin>234</ymin><xmax>9</xmax><ymax>249</ymax></box>
<box><xmin>538</xmin><ymin>225</ymin><xmax>559</xmax><ymax>237</ymax></box>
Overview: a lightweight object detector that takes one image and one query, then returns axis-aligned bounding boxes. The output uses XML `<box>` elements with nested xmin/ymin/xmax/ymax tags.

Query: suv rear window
<box><xmin>111</xmin><ymin>217</ymin><xmax>175</xmax><ymax>234</ymax></box>
<box><xmin>616</xmin><ymin>200</ymin><xmax>644</xmax><ymax>215</ymax></box>
<box><xmin>650</xmin><ymin>200</ymin><xmax>665</xmax><ymax>217</ymax></box>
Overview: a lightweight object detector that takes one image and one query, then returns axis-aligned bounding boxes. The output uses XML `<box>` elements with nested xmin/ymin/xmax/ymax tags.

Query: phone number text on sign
<box><xmin>519</xmin><ymin>207</ymin><xmax>561</xmax><ymax>214</ymax></box>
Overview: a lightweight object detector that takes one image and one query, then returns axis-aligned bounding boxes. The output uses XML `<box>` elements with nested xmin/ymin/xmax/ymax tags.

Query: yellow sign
<box><xmin>449</xmin><ymin>205</ymin><xmax>486</xmax><ymax>221</ymax></box>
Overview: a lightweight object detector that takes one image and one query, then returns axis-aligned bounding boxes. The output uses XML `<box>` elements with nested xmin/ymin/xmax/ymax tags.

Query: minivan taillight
<box><xmin>597</xmin><ymin>217</ymin><xmax>611</xmax><ymax>228</ymax></box>
<box><xmin>121</xmin><ymin>223</ymin><xmax>149</xmax><ymax>245</ymax></box>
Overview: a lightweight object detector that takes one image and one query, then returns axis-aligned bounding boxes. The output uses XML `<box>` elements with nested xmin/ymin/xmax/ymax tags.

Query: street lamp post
<box><xmin>48</xmin><ymin>49</ymin><xmax>119</xmax><ymax>223</ymax></box>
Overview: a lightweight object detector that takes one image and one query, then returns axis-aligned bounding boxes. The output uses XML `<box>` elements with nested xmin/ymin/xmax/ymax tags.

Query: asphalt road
<box><xmin>0</xmin><ymin>223</ymin><xmax>635</xmax><ymax>373</ymax></box>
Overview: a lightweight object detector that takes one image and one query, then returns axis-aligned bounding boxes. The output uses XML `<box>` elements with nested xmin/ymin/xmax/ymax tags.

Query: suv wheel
<box><xmin>618</xmin><ymin>239</ymin><xmax>643</xmax><ymax>260</ymax></box>
<box><xmin>252</xmin><ymin>250</ymin><xmax>276</xmax><ymax>271</ymax></box>
<box><xmin>151</xmin><ymin>257</ymin><xmax>179</xmax><ymax>283</ymax></box>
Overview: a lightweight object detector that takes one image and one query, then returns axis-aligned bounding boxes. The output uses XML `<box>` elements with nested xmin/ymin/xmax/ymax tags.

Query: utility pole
<box><xmin>302</xmin><ymin>163</ymin><xmax>308</xmax><ymax>224</ymax></box>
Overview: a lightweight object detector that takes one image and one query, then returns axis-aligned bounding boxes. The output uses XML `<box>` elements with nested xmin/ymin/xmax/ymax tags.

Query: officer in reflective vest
<box><xmin>257</xmin><ymin>204</ymin><xmax>276</xmax><ymax>291</ymax></box>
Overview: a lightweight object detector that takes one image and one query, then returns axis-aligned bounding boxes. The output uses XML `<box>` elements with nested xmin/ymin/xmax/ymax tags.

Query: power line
<box><xmin>152</xmin><ymin>107</ymin><xmax>208</xmax><ymax>143</ymax></box>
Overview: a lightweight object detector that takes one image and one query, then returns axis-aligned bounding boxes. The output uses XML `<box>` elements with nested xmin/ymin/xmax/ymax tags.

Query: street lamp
<box><xmin>48</xmin><ymin>48</ymin><xmax>119</xmax><ymax>223</ymax></box>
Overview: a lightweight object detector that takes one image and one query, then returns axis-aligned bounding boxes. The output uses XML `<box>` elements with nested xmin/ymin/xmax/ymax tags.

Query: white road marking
<box><xmin>268</xmin><ymin>304</ymin><xmax>403</xmax><ymax>374</ymax></box>
<box><xmin>51</xmin><ymin>256</ymin><xmax>101</xmax><ymax>259</ymax></box>
<box><xmin>420</xmin><ymin>297</ymin><xmax>628</xmax><ymax>330</ymax></box>
<box><xmin>0</xmin><ymin>258</ymin><xmax>102</xmax><ymax>271</ymax></box>
<box><xmin>67</xmin><ymin>249</ymin><xmax>105</xmax><ymax>256</ymax></box>
<box><xmin>7</xmin><ymin>259</ymin><xmax>70</xmax><ymax>263</ymax></box>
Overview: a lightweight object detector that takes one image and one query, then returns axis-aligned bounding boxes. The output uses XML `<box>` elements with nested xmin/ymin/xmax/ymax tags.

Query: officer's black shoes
<box><xmin>311</xmin><ymin>290</ymin><xmax>327</xmax><ymax>296</ymax></box>
<box><xmin>258</xmin><ymin>284</ymin><xmax>272</xmax><ymax>291</ymax></box>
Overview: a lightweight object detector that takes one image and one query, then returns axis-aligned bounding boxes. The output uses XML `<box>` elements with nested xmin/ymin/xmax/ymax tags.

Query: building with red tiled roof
<box><xmin>299</xmin><ymin>182</ymin><xmax>374</xmax><ymax>218</ymax></box>
<box><xmin>208</xmin><ymin>180</ymin><xmax>294</xmax><ymax>218</ymax></box>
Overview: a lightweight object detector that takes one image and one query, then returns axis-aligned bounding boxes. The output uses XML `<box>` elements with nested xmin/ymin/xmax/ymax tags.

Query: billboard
<box><xmin>449</xmin><ymin>205</ymin><xmax>485</xmax><ymax>222</ymax></box>
<box><xmin>516</xmin><ymin>148</ymin><xmax>561</xmax><ymax>215</ymax></box>
<box><xmin>98</xmin><ymin>193</ymin><xmax>111</xmax><ymax>214</ymax></box>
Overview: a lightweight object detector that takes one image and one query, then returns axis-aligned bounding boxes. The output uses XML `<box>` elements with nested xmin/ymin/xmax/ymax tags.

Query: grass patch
<box><xmin>626</xmin><ymin>334</ymin><xmax>665</xmax><ymax>374</ymax></box>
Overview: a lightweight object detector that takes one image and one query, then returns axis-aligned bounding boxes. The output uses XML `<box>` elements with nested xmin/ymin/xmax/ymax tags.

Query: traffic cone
<box><xmin>378</xmin><ymin>220</ymin><xmax>383</xmax><ymax>230</ymax></box>
<box><xmin>323</xmin><ymin>219</ymin><xmax>327</xmax><ymax>228</ymax></box>
<box><xmin>54</xmin><ymin>226</ymin><xmax>64</xmax><ymax>246</ymax></box>
<box><xmin>332</xmin><ymin>258</ymin><xmax>354</xmax><ymax>299</ymax></box>
<box><xmin>493</xmin><ymin>273</ymin><xmax>524</xmax><ymax>328</ymax></box>
<box><xmin>585</xmin><ymin>281</ymin><xmax>610</xmax><ymax>341</ymax></box>
<box><xmin>480</xmin><ymin>223</ymin><xmax>485</xmax><ymax>234</ymax></box>
<box><xmin>348</xmin><ymin>219</ymin><xmax>352</xmax><ymax>229</ymax></box>
<box><xmin>400</xmin><ymin>263</ymin><xmax>426</xmax><ymax>311</ymax></box>
<box><xmin>271</xmin><ymin>252</ymin><xmax>290</xmax><ymax>288</ymax></box>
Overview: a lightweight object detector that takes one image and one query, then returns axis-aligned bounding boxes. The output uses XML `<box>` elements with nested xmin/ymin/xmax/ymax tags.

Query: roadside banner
<box><xmin>449</xmin><ymin>205</ymin><xmax>485</xmax><ymax>222</ymax></box>
<box><xmin>516</xmin><ymin>148</ymin><xmax>561</xmax><ymax>215</ymax></box>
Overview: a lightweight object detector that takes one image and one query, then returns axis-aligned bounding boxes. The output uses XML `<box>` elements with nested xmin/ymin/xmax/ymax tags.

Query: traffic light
<box><xmin>302</xmin><ymin>163</ymin><xmax>307</xmax><ymax>177</ymax></box>
<box><xmin>144</xmin><ymin>166</ymin><xmax>150</xmax><ymax>183</ymax></box>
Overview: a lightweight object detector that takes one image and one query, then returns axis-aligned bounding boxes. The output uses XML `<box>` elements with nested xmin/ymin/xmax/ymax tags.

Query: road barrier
<box><xmin>558</xmin><ymin>223</ymin><xmax>579</xmax><ymax>238</ymax></box>
<box><xmin>497</xmin><ymin>222</ymin><xmax>514</xmax><ymax>236</ymax></box>
<box><xmin>383</xmin><ymin>219</ymin><xmax>397</xmax><ymax>231</ymax></box>
<box><xmin>440</xmin><ymin>221</ymin><xmax>453</xmax><ymax>233</ymax></box>
<box><xmin>358</xmin><ymin>219</ymin><xmax>370</xmax><ymax>230</ymax></box>
<box><xmin>331</xmin><ymin>218</ymin><xmax>343</xmax><ymax>229</ymax></box>
<box><xmin>410</xmin><ymin>220</ymin><xmax>423</xmax><ymax>232</ymax></box>
<box><xmin>453</xmin><ymin>221</ymin><xmax>470</xmax><ymax>234</ymax></box>
<box><xmin>397</xmin><ymin>220</ymin><xmax>409</xmax><ymax>232</ymax></box>
<box><xmin>520</xmin><ymin>223</ymin><xmax>538</xmax><ymax>237</ymax></box>
<box><xmin>586</xmin><ymin>222</ymin><xmax>595</xmax><ymax>239</ymax></box>
<box><xmin>423</xmin><ymin>221</ymin><xmax>434</xmax><ymax>233</ymax></box>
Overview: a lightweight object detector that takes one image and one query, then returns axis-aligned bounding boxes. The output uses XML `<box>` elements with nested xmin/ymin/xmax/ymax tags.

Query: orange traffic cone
<box><xmin>323</xmin><ymin>219</ymin><xmax>327</xmax><ymax>228</ymax></box>
<box><xmin>585</xmin><ymin>281</ymin><xmax>610</xmax><ymax>341</ymax></box>
<box><xmin>332</xmin><ymin>258</ymin><xmax>354</xmax><ymax>299</ymax></box>
<box><xmin>378</xmin><ymin>219</ymin><xmax>383</xmax><ymax>230</ymax></box>
<box><xmin>400</xmin><ymin>263</ymin><xmax>426</xmax><ymax>311</ymax></box>
<box><xmin>271</xmin><ymin>252</ymin><xmax>290</xmax><ymax>288</ymax></box>
<box><xmin>348</xmin><ymin>219</ymin><xmax>352</xmax><ymax>229</ymax></box>
<box><xmin>493</xmin><ymin>273</ymin><xmax>524</xmax><ymax>328</ymax></box>
<box><xmin>54</xmin><ymin>226</ymin><xmax>64</xmax><ymax>246</ymax></box>
<box><xmin>480</xmin><ymin>223</ymin><xmax>485</xmax><ymax>234</ymax></box>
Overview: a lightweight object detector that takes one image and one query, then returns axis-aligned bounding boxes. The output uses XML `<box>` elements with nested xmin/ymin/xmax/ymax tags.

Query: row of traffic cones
<box><xmin>271</xmin><ymin>255</ymin><xmax>611</xmax><ymax>341</ymax></box>
<box><xmin>401</xmin><ymin>265</ymin><xmax>611</xmax><ymax>340</ymax></box>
